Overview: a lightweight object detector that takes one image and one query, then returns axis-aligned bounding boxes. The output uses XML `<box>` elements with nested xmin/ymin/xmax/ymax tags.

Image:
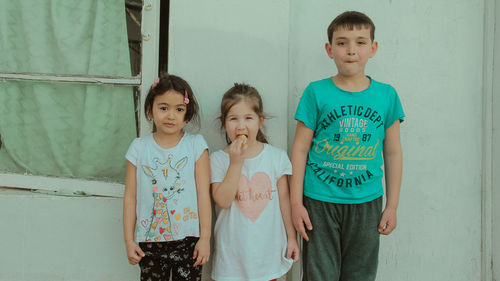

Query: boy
<box><xmin>290</xmin><ymin>11</ymin><xmax>404</xmax><ymax>281</ymax></box>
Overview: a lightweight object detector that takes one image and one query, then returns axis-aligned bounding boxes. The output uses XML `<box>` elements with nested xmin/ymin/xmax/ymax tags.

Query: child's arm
<box><xmin>193</xmin><ymin>149</ymin><xmax>211</xmax><ymax>266</ymax></box>
<box><xmin>379</xmin><ymin>120</ymin><xmax>403</xmax><ymax>235</ymax></box>
<box><xmin>211</xmin><ymin>138</ymin><xmax>246</xmax><ymax>208</ymax></box>
<box><xmin>290</xmin><ymin>121</ymin><xmax>315</xmax><ymax>241</ymax></box>
<box><xmin>277</xmin><ymin>175</ymin><xmax>300</xmax><ymax>263</ymax></box>
<box><xmin>123</xmin><ymin>161</ymin><xmax>145</xmax><ymax>265</ymax></box>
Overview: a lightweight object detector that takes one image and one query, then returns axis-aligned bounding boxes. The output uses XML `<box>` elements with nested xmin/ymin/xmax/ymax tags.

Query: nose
<box><xmin>235</xmin><ymin>119</ymin><xmax>246</xmax><ymax>131</ymax></box>
<box><xmin>236</xmin><ymin>120</ymin><xmax>245</xmax><ymax>129</ymax></box>
<box><xmin>347</xmin><ymin>43</ymin><xmax>356</xmax><ymax>55</ymax></box>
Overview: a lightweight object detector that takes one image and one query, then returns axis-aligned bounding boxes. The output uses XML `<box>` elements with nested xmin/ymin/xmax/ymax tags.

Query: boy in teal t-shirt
<box><xmin>291</xmin><ymin>11</ymin><xmax>405</xmax><ymax>281</ymax></box>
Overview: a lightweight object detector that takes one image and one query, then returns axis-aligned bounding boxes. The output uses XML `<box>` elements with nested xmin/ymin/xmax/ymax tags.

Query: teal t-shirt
<box><xmin>294</xmin><ymin>77</ymin><xmax>405</xmax><ymax>204</ymax></box>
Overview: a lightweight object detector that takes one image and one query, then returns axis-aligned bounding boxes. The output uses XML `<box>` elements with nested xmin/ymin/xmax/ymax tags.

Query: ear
<box><xmin>175</xmin><ymin>157</ymin><xmax>188</xmax><ymax>171</ymax></box>
<box><xmin>143</xmin><ymin>166</ymin><xmax>154</xmax><ymax>177</ymax></box>
<box><xmin>369</xmin><ymin>41</ymin><xmax>378</xmax><ymax>58</ymax></box>
<box><xmin>259</xmin><ymin>116</ymin><xmax>265</xmax><ymax>129</ymax></box>
<box><xmin>325</xmin><ymin>42</ymin><xmax>334</xmax><ymax>59</ymax></box>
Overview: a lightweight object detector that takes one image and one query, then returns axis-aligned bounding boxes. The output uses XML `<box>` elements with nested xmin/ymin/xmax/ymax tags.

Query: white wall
<box><xmin>168</xmin><ymin>1</ymin><xmax>293</xmax><ymax>279</ymax></box>
<box><xmin>0</xmin><ymin>189</ymin><xmax>138</xmax><ymax>280</ymax></box>
<box><xmin>168</xmin><ymin>0</ymin><xmax>290</xmax><ymax>152</ymax></box>
<box><xmin>492</xmin><ymin>0</ymin><xmax>500</xmax><ymax>278</ymax></box>
<box><xmin>288</xmin><ymin>1</ymin><xmax>483</xmax><ymax>280</ymax></box>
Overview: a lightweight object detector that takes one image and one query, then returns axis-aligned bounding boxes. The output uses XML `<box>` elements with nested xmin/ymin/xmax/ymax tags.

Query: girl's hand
<box><xmin>193</xmin><ymin>237</ymin><xmax>210</xmax><ymax>267</ymax></box>
<box><xmin>291</xmin><ymin>203</ymin><xmax>313</xmax><ymax>241</ymax></box>
<box><xmin>286</xmin><ymin>238</ymin><xmax>300</xmax><ymax>263</ymax></box>
<box><xmin>125</xmin><ymin>241</ymin><xmax>145</xmax><ymax>265</ymax></box>
<box><xmin>227</xmin><ymin>137</ymin><xmax>247</xmax><ymax>164</ymax></box>
<box><xmin>378</xmin><ymin>207</ymin><xmax>397</xmax><ymax>235</ymax></box>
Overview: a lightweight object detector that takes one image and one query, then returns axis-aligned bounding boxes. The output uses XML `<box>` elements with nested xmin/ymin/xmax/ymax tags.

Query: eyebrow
<box><xmin>335</xmin><ymin>36</ymin><xmax>369</xmax><ymax>40</ymax></box>
<box><xmin>157</xmin><ymin>102</ymin><xmax>186</xmax><ymax>107</ymax></box>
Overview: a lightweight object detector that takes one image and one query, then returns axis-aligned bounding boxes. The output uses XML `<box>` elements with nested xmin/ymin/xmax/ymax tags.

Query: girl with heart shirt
<box><xmin>123</xmin><ymin>74</ymin><xmax>211</xmax><ymax>281</ymax></box>
<box><xmin>210</xmin><ymin>83</ymin><xmax>300</xmax><ymax>281</ymax></box>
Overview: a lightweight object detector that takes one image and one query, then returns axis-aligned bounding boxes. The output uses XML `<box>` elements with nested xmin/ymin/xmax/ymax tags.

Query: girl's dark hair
<box><xmin>144</xmin><ymin>73</ymin><xmax>200</xmax><ymax>131</ymax></box>
<box><xmin>328</xmin><ymin>11</ymin><xmax>375</xmax><ymax>43</ymax></box>
<box><xmin>218</xmin><ymin>83</ymin><xmax>268</xmax><ymax>144</ymax></box>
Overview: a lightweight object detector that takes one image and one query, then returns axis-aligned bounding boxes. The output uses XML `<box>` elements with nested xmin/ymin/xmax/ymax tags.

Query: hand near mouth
<box><xmin>227</xmin><ymin>135</ymin><xmax>248</xmax><ymax>164</ymax></box>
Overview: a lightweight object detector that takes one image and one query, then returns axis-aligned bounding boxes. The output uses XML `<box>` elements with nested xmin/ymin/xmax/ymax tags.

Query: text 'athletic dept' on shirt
<box><xmin>294</xmin><ymin>77</ymin><xmax>405</xmax><ymax>204</ymax></box>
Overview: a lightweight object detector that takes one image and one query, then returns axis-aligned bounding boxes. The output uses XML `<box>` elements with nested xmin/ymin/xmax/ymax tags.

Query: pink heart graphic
<box><xmin>234</xmin><ymin>172</ymin><xmax>273</xmax><ymax>222</ymax></box>
<box><xmin>141</xmin><ymin>219</ymin><xmax>149</xmax><ymax>228</ymax></box>
<box><xmin>163</xmin><ymin>234</ymin><xmax>171</xmax><ymax>241</ymax></box>
<box><xmin>173</xmin><ymin>199</ymin><xmax>178</xmax><ymax>205</ymax></box>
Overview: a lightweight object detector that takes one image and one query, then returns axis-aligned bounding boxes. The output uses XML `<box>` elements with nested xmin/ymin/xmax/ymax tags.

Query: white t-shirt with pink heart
<box><xmin>210</xmin><ymin>144</ymin><xmax>293</xmax><ymax>281</ymax></box>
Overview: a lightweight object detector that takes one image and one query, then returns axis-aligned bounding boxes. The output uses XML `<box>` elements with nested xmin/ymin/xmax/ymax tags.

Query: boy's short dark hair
<box><xmin>327</xmin><ymin>11</ymin><xmax>375</xmax><ymax>43</ymax></box>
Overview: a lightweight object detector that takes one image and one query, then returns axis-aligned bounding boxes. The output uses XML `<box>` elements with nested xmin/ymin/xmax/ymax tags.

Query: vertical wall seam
<box><xmin>481</xmin><ymin>0</ymin><xmax>494</xmax><ymax>280</ymax></box>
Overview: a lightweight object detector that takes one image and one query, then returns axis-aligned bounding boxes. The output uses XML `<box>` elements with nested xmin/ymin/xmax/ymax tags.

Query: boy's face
<box><xmin>325</xmin><ymin>26</ymin><xmax>378</xmax><ymax>78</ymax></box>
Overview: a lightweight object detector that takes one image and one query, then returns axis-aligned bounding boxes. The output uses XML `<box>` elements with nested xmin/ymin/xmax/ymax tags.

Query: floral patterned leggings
<box><xmin>139</xmin><ymin>237</ymin><xmax>201</xmax><ymax>281</ymax></box>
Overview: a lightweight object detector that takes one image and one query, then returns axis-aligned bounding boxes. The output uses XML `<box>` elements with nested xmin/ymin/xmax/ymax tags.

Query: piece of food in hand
<box><xmin>236</xmin><ymin>135</ymin><xmax>247</xmax><ymax>147</ymax></box>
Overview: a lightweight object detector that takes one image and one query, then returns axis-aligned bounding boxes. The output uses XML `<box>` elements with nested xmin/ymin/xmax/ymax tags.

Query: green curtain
<box><xmin>0</xmin><ymin>0</ymin><xmax>136</xmax><ymax>182</ymax></box>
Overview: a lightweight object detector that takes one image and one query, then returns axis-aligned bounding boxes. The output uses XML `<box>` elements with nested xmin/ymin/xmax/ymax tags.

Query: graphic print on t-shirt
<box><xmin>234</xmin><ymin>172</ymin><xmax>273</xmax><ymax>222</ymax></box>
<box><xmin>308</xmin><ymin>105</ymin><xmax>383</xmax><ymax>189</ymax></box>
<box><xmin>141</xmin><ymin>155</ymin><xmax>188</xmax><ymax>242</ymax></box>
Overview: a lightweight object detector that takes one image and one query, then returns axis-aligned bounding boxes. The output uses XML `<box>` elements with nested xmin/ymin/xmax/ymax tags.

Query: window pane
<box><xmin>0</xmin><ymin>80</ymin><xmax>137</xmax><ymax>183</ymax></box>
<box><xmin>126</xmin><ymin>0</ymin><xmax>143</xmax><ymax>76</ymax></box>
<box><xmin>0</xmin><ymin>0</ymin><xmax>139</xmax><ymax>77</ymax></box>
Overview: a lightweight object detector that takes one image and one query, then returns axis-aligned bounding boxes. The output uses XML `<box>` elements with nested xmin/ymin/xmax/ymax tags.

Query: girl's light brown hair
<box><xmin>218</xmin><ymin>83</ymin><xmax>268</xmax><ymax>144</ymax></box>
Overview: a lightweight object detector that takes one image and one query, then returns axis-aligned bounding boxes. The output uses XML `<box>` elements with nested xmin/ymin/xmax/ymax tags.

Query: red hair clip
<box><xmin>184</xmin><ymin>89</ymin><xmax>190</xmax><ymax>104</ymax></box>
<box><xmin>152</xmin><ymin>77</ymin><xmax>160</xmax><ymax>88</ymax></box>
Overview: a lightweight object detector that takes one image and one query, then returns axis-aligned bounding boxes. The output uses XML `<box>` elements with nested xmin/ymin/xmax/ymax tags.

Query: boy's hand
<box><xmin>378</xmin><ymin>207</ymin><xmax>397</xmax><ymax>235</ymax></box>
<box><xmin>286</xmin><ymin>237</ymin><xmax>300</xmax><ymax>263</ymax></box>
<box><xmin>125</xmin><ymin>241</ymin><xmax>145</xmax><ymax>265</ymax></box>
<box><xmin>291</xmin><ymin>204</ymin><xmax>313</xmax><ymax>241</ymax></box>
<box><xmin>193</xmin><ymin>237</ymin><xmax>210</xmax><ymax>267</ymax></box>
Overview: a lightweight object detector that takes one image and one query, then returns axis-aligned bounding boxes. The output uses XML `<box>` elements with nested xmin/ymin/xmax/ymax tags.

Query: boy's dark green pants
<box><xmin>302</xmin><ymin>196</ymin><xmax>382</xmax><ymax>281</ymax></box>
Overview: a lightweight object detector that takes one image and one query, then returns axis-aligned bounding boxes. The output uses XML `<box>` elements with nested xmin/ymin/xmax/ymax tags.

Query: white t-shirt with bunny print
<box><xmin>126</xmin><ymin>133</ymin><xmax>208</xmax><ymax>243</ymax></box>
<box><xmin>210</xmin><ymin>144</ymin><xmax>293</xmax><ymax>281</ymax></box>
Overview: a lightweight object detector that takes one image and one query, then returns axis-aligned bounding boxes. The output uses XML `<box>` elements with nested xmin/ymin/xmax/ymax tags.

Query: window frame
<box><xmin>0</xmin><ymin>0</ymin><xmax>160</xmax><ymax>197</ymax></box>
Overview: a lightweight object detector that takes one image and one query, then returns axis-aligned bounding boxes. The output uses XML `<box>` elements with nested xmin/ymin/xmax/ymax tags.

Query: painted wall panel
<box><xmin>492</xmin><ymin>0</ymin><xmax>500</xmax><ymax>279</ymax></box>
<box><xmin>0</xmin><ymin>189</ymin><xmax>138</xmax><ymax>281</ymax></box>
<box><xmin>168</xmin><ymin>0</ymin><xmax>290</xmax><ymax>152</ymax></box>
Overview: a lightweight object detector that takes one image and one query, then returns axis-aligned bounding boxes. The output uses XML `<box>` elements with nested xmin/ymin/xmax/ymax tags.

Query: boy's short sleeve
<box><xmin>210</xmin><ymin>151</ymin><xmax>228</xmax><ymax>183</ymax></box>
<box><xmin>125</xmin><ymin>138</ymin><xmax>140</xmax><ymax>166</ymax></box>
<box><xmin>193</xmin><ymin>134</ymin><xmax>209</xmax><ymax>161</ymax></box>
<box><xmin>385</xmin><ymin>86</ymin><xmax>405</xmax><ymax>129</ymax></box>
<box><xmin>294</xmin><ymin>84</ymin><xmax>318</xmax><ymax>131</ymax></box>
